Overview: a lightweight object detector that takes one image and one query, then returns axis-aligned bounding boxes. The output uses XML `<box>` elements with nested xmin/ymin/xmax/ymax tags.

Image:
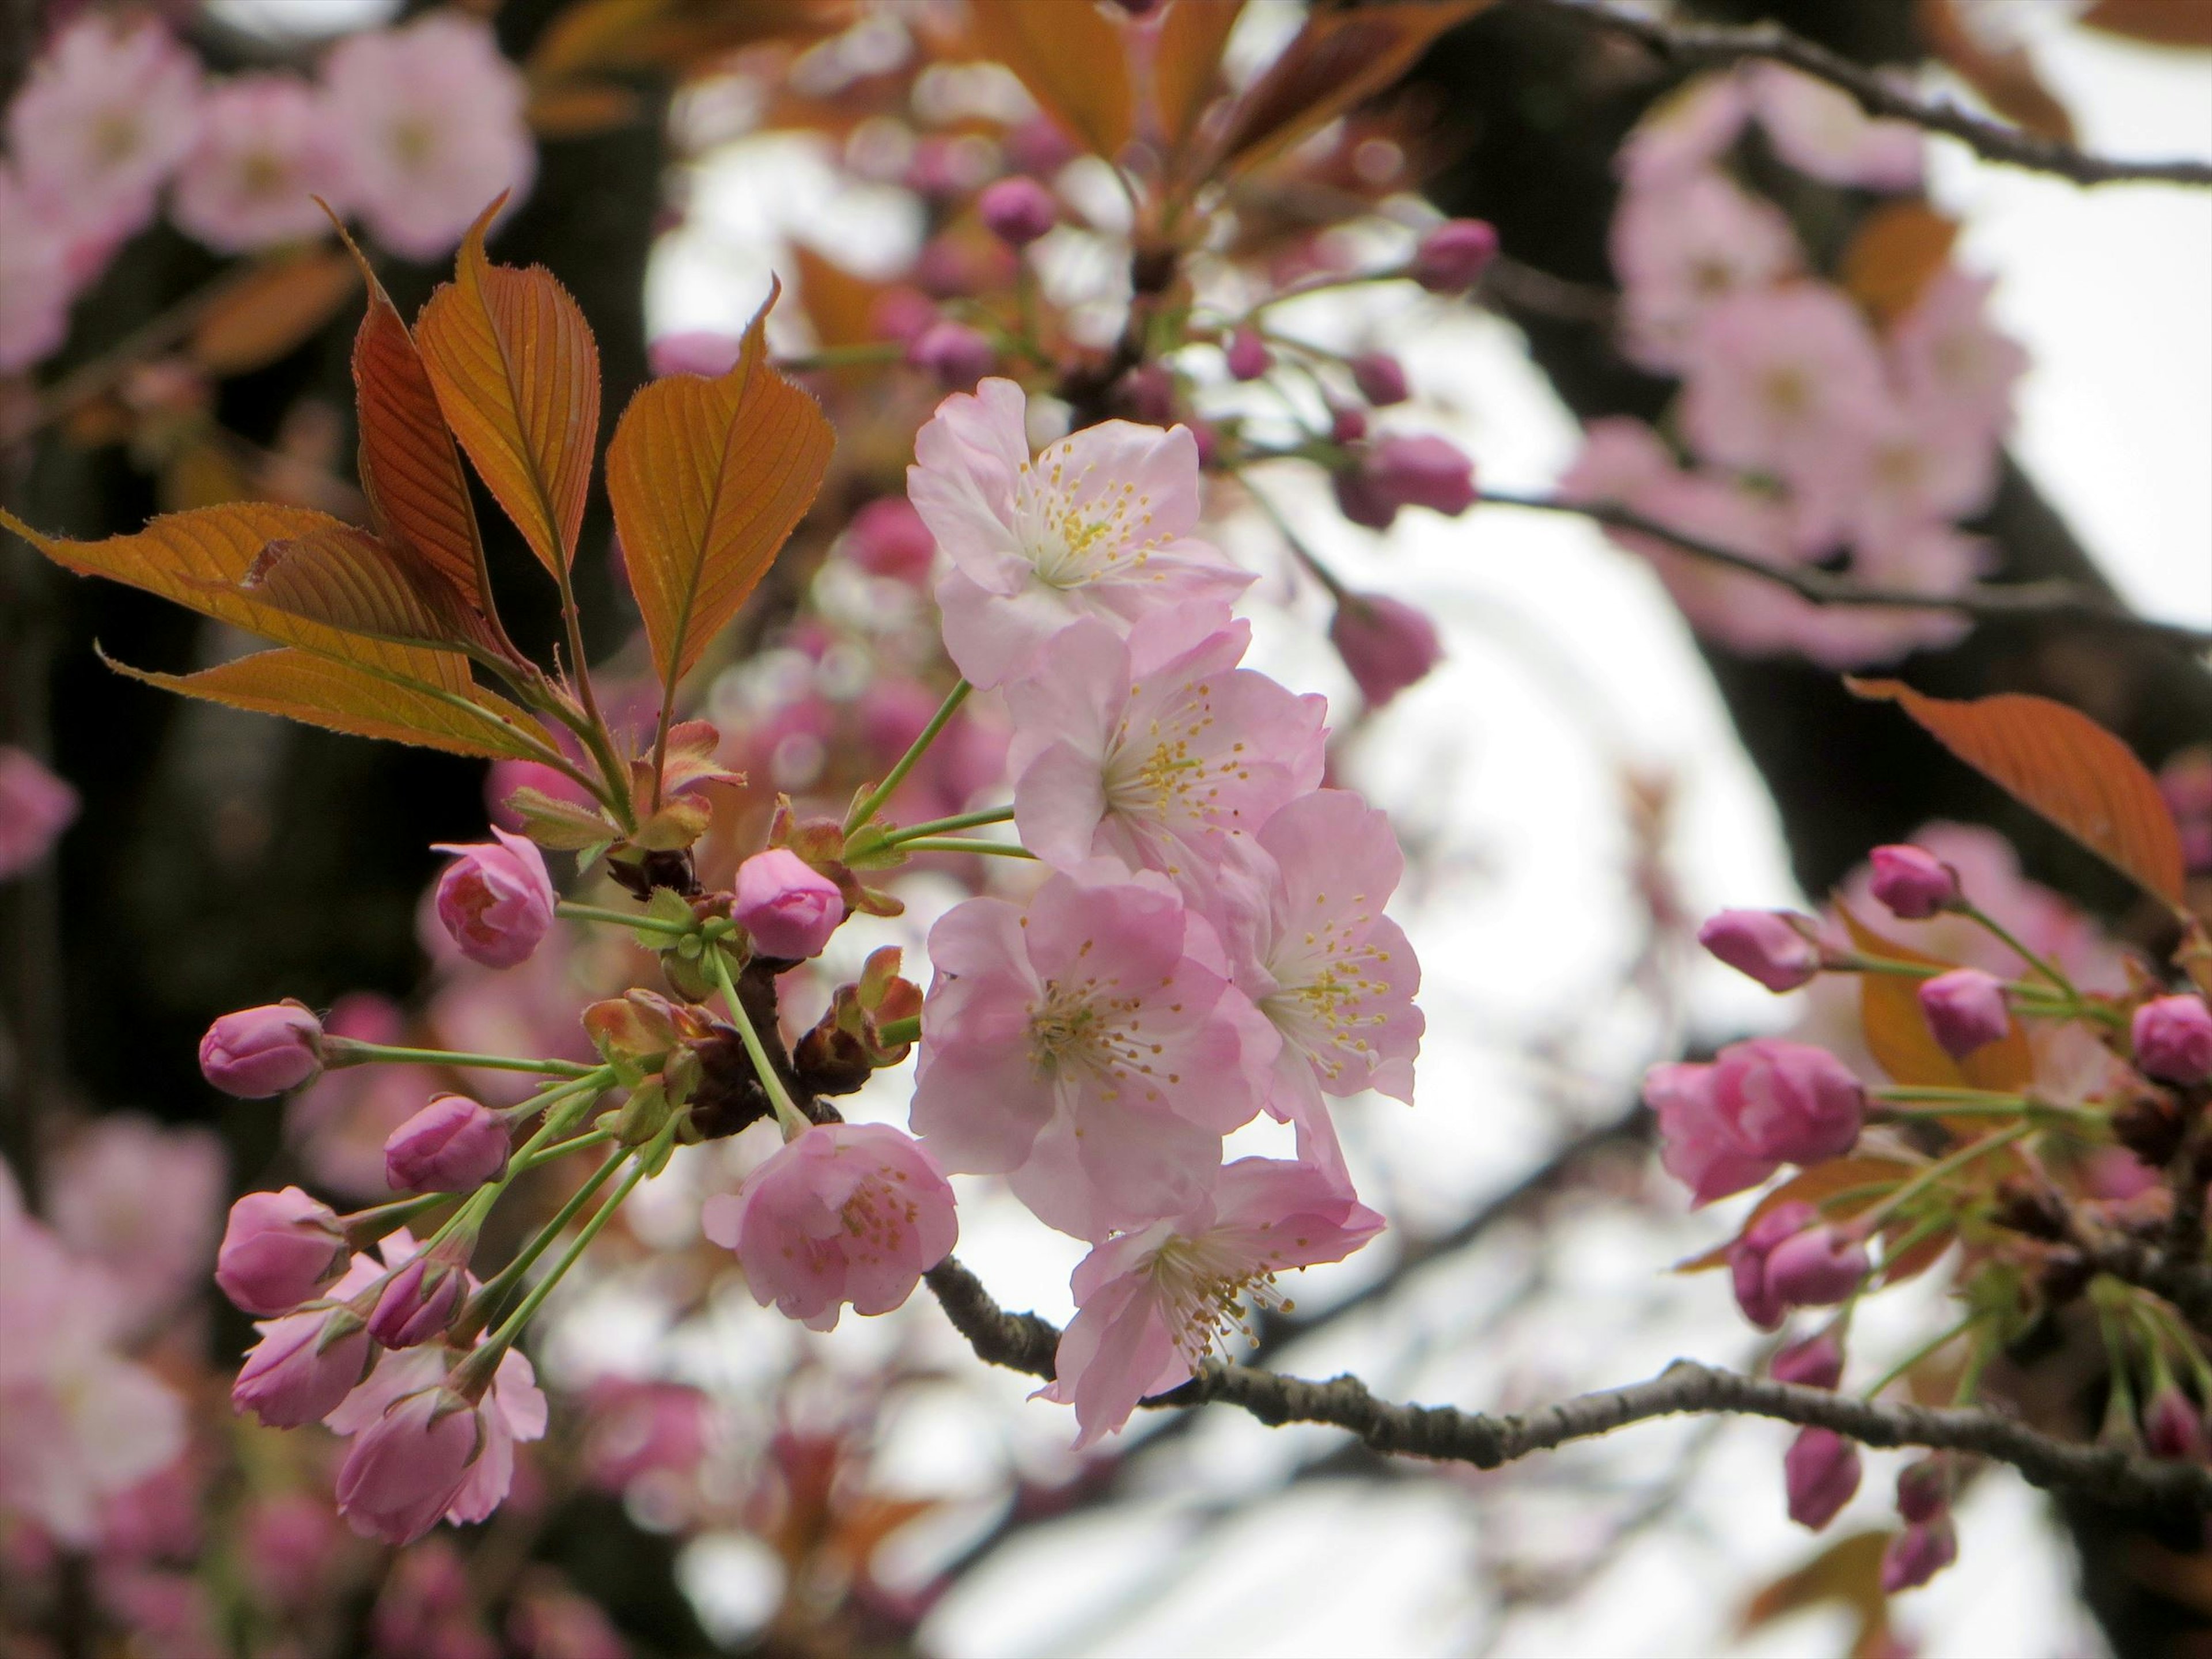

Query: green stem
<box><xmin>1963</xmin><ymin>903</ymin><xmax>2078</xmax><ymax>998</ymax></box>
<box><xmin>1238</xmin><ymin>470</ymin><xmax>1350</xmax><ymax>600</ymax></box>
<box><xmin>878</xmin><ymin>1014</ymin><xmax>921</xmax><ymax>1048</ymax></box>
<box><xmin>846</xmin><ymin>680</ymin><xmax>971</xmax><ymax>833</ymax></box>
<box><xmin>479</xmin><ymin>1156</ymin><xmax>649</xmax><ymax>1356</ymax></box>
<box><xmin>1857</xmin><ymin>1122</ymin><xmax>2033</xmax><ymax>1233</ymax></box>
<box><xmin>1861</xmin><ymin>1308</ymin><xmax>1983</xmax><ymax>1402</ymax></box>
<box><xmin>556</xmin><ymin>901</ymin><xmax>693</xmax><ymax>936</ymax></box>
<box><xmin>1252</xmin><ymin>270</ymin><xmax>1399</xmax><ymax>314</ymax></box>
<box><xmin>708</xmin><ymin>950</ymin><xmax>809</xmax><ymax>1139</ymax></box>
<box><xmin>884</xmin><ymin>804</ymin><xmax>1016</xmax><ymax>843</ymax></box>
<box><xmin>1873</xmin><ymin>1086</ymin><xmax>2029</xmax><ymax>1105</ymax></box>
<box><xmin>893</xmin><ymin>838</ymin><xmax>1037</xmax><ymax>859</ymax></box>
<box><xmin>459</xmin><ymin>1148</ymin><xmax>627</xmax><ymax>1338</ymax></box>
<box><xmin>323</xmin><ymin>1040</ymin><xmax>595</xmax><ymax>1077</ymax></box>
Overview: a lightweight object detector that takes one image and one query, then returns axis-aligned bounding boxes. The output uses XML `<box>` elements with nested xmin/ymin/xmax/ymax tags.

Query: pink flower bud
<box><xmin>1698</xmin><ymin>908</ymin><xmax>1819</xmax><ymax>992</ymax></box>
<box><xmin>1868</xmin><ymin>844</ymin><xmax>1961</xmax><ymax>919</ymax></box>
<box><xmin>0</xmin><ymin>745</ymin><xmax>78</xmax><ymax>879</ymax></box>
<box><xmin>1785</xmin><ymin>1426</ymin><xmax>1861</xmax><ymax>1530</ymax></box>
<box><xmin>1332</xmin><ymin>461</ymin><xmax>1398</xmax><ymax>530</ymax></box>
<box><xmin>1918</xmin><ymin>968</ymin><xmax>2010</xmax><ymax>1059</ymax></box>
<box><xmin>1647</xmin><ymin>1040</ymin><xmax>1865</xmax><ymax>1206</ymax></box>
<box><xmin>1330</xmin><ymin>593</ymin><xmax>1443</xmax><ymax>709</ymax></box>
<box><xmin>1410</xmin><ymin>218</ymin><xmax>1498</xmax><ymax>293</ymax></box>
<box><xmin>843</xmin><ymin>497</ymin><xmax>937</xmax><ymax>583</ymax></box>
<box><xmin>1895</xmin><ymin>1456</ymin><xmax>1950</xmax><ymax>1524</ymax></box>
<box><xmin>1225</xmin><ymin>326</ymin><xmax>1271</xmax><ymax>381</ymax></box>
<box><xmin>2143</xmin><ymin>1385</ymin><xmax>2206</xmax><ymax>1461</ymax></box>
<box><xmin>1772</xmin><ymin>1327</ymin><xmax>1845</xmax><ymax>1390</ymax></box>
<box><xmin>978</xmin><ymin>174</ymin><xmax>1058</xmax><ymax>246</ymax></box>
<box><xmin>1763</xmin><ymin>1224</ymin><xmax>1869</xmax><ymax>1308</ymax></box>
<box><xmin>232</xmin><ymin>1307</ymin><xmax>373</xmax><ymax>1428</ymax></box>
<box><xmin>384</xmin><ymin>1094</ymin><xmax>510</xmax><ymax>1194</ymax></box>
<box><xmin>334</xmin><ymin>1387</ymin><xmax>484</xmax><ymax>1545</ymax></box>
<box><xmin>366</xmin><ymin>1252</ymin><xmax>468</xmax><ymax>1349</ymax></box>
<box><xmin>199</xmin><ymin>1001</ymin><xmax>324</xmax><ymax>1097</ymax></box>
<box><xmin>1369</xmin><ymin>433</ymin><xmax>1476</xmax><ymax>516</ymax></box>
<box><xmin>647</xmin><ymin>331</ymin><xmax>741</xmax><ymax>379</ymax></box>
<box><xmin>215</xmin><ymin>1187</ymin><xmax>347</xmax><ymax>1316</ymax></box>
<box><xmin>906</xmin><ymin>320</ymin><xmax>997</xmax><ymax>389</ymax></box>
<box><xmin>734</xmin><ymin>848</ymin><xmax>845</xmax><ymax>961</ymax></box>
<box><xmin>868</xmin><ymin>285</ymin><xmax>938</xmax><ymax>344</ymax></box>
<box><xmin>1350</xmin><ymin>351</ymin><xmax>1408</xmax><ymax>406</ymax></box>
<box><xmin>2134</xmin><ymin>994</ymin><xmax>2212</xmax><ymax>1084</ymax></box>
<box><xmin>1116</xmin><ymin>363</ymin><xmax>1176</xmax><ymax>424</ymax></box>
<box><xmin>432</xmin><ymin>828</ymin><xmax>555</xmax><ymax>969</ymax></box>
<box><xmin>1729</xmin><ymin>1201</ymin><xmax>1817</xmax><ymax>1330</ymax></box>
<box><xmin>1880</xmin><ymin>1517</ymin><xmax>1957</xmax><ymax>1592</ymax></box>
<box><xmin>1330</xmin><ymin>404</ymin><xmax>1368</xmax><ymax>444</ymax></box>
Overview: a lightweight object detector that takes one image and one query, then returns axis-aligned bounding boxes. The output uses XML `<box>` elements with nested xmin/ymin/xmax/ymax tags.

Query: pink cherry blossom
<box><xmin>6</xmin><ymin>16</ymin><xmax>199</xmax><ymax>251</ymax></box>
<box><xmin>2135</xmin><ymin>994</ymin><xmax>2212</xmax><ymax>1084</ymax></box>
<box><xmin>1611</xmin><ymin>171</ymin><xmax>1800</xmax><ymax>373</ymax></box>
<box><xmin>733</xmin><ymin>847</ymin><xmax>846</xmax><ymax>960</ymax></box>
<box><xmin>1043</xmin><ymin>1159</ymin><xmax>1384</xmax><ymax>1446</ymax></box>
<box><xmin>1616</xmin><ymin>74</ymin><xmax>1749</xmax><ymax>192</ymax></box>
<box><xmin>433</xmin><ymin>827</ymin><xmax>557</xmax><ymax>969</ymax></box>
<box><xmin>1838</xmin><ymin>391</ymin><xmax>2001</xmax><ymax>554</ymax></box>
<box><xmin>1330</xmin><ymin>593</ymin><xmax>1444</xmax><ymax>708</ymax></box>
<box><xmin>0</xmin><ymin>1171</ymin><xmax>185</xmax><ymax>1545</ymax></box>
<box><xmin>1789</xmin><ymin>524</ymin><xmax>1985</xmax><ymax>668</ymax></box>
<box><xmin>0</xmin><ymin>745</ymin><xmax>79</xmax><ymax>878</ymax></box>
<box><xmin>907</xmin><ymin>378</ymin><xmax>1252</xmax><ymax>687</ymax></box>
<box><xmin>200</xmin><ymin>1000</ymin><xmax>325</xmax><ymax>1097</ymax></box>
<box><xmin>171</xmin><ymin>73</ymin><xmax>348</xmax><ymax>255</ymax></box>
<box><xmin>216</xmin><ymin>1187</ymin><xmax>348</xmax><ymax>1317</ymax></box>
<box><xmin>46</xmin><ymin>1113</ymin><xmax>225</xmax><ymax>1332</ymax></box>
<box><xmin>0</xmin><ymin>172</ymin><xmax>75</xmax><ymax>373</ymax></box>
<box><xmin>1745</xmin><ymin>65</ymin><xmax>1925</xmax><ymax>192</ymax></box>
<box><xmin>231</xmin><ymin>1246</ymin><xmax>384</xmax><ymax>1428</ymax></box>
<box><xmin>1918</xmin><ymin>967</ymin><xmax>2012</xmax><ymax>1058</ymax></box>
<box><xmin>1645</xmin><ymin>1038</ymin><xmax>1865</xmax><ymax>1206</ymax></box>
<box><xmin>1889</xmin><ymin>268</ymin><xmax>2028</xmax><ymax>440</ymax></box>
<box><xmin>321</xmin><ymin>14</ymin><xmax>535</xmax><ymax>261</ymax></box>
<box><xmin>327</xmin><ymin>1342</ymin><xmax>547</xmax><ymax>1542</ymax></box>
<box><xmin>912</xmin><ymin>870</ymin><xmax>1271</xmax><ymax>1238</ymax></box>
<box><xmin>1699</xmin><ymin>909</ymin><xmax>1821</xmax><ymax>992</ymax></box>
<box><xmin>701</xmin><ymin>1123</ymin><xmax>957</xmax><ymax>1331</ymax></box>
<box><xmin>1006</xmin><ymin>608</ymin><xmax>1325</xmax><ymax>884</ymax></box>
<box><xmin>1213</xmin><ymin>790</ymin><xmax>1422</xmax><ymax>1180</ymax></box>
<box><xmin>1785</xmin><ymin>1426</ymin><xmax>1861</xmax><ymax>1530</ymax></box>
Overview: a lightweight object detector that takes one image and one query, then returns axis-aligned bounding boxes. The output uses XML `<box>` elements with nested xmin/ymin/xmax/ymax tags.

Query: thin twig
<box><xmin>925</xmin><ymin>1256</ymin><xmax>2212</xmax><ymax>1516</ymax></box>
<box><xmin>1520</xmin><ymin>0</ymin><xmax>2212</xmax><ymax>189</ymax></box>
<box><xmin>1479</xmin><ymin>491</ymin><xmax>2212</xmax><ymax>652</ymax></box>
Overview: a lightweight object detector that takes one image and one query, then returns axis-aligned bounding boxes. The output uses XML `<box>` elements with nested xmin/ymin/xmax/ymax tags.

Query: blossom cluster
<box><xmin>0</xmin><ymin>11</ymin><xmax>533</xmax><ymax>373</ymax></box>
<box><xmin>1654</xmin><ymin>821</ymin><xmax>2212</xmax><ymax>1595</ymax></box>
<box><xmin>1562</xmin><ymin>65</ymin><xmax>2029</xmax><ymax>666</ymax></box>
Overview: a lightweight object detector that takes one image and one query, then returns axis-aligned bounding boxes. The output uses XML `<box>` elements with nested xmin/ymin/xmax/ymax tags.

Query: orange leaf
<box><xmin>243</xmin><ymin>525</ymin><xmax>498</xmax><ymax>654</ymax></box>
<box><xmin>2081</xmin><ymin>0</ymin><xmax>2212</xmax><ymax>49</ymax></box>
<box><xmin>1208</xmin><ymin>2</ymin><xmax>1493</xmax><ymax>176</ymax></box>
<box><xmin>1915</xmin><ymin>0</ymin><xmax>2077</xmax><ymax>142</ymax></box>
<box><xmin>416</xmin><ymin>202</ymin><xmax>601</xmax><ymax>578</ymax></box>
<box><xmin>1840</xmin><ymin>201</ymin><xmax>1960</xmax><ymax>328</ymax></box>
<box><xmin>1152</xmin><ymin>0</ymin><xmax>1245</xmax><ymax>154</ymax></box>
<box><xmin>1849</xmin><ymin>679</ymin><xmax>2187</xmax><ymax>907</ymax></box>
<box><xmin>1837</xmin><ymin>900</ymin><xmax>2035</xmax><ymax>1094</ymax></box>
<box><xmin>606</xmin><ymin>283</ymin><xmax>833</xmax><ymax>692</ymax></box>
<box><xmin>105</xmin><ymin>647</ymin><xmax>554</xmax><ymax>760</ymax></box>
<box><xmin>190</xmin><ymin>248</ymin><xmax>361</xmax><ymax>378</ymax></box>
<box><xmin>967</xmin><ymin>0</ymin><xmax>1135</xmax><ymax>161</ymax></box>
<box><xmin>340</xmin><ymin>225</ymin><xmax>501</xmax><ymax>632</ymax></box>
<box><xmin>1739</xmin><ymin>1530</ymin><xmax>1895</xmax><ymax>1657</ymax></box>
<box><xmin>790</xmin><ymin>244</ymin><xmax>885</xmax><ymax>352</ymax></box>
<box><xmin>0</xmin><ymin>502</ymin><xmax>474</xmax><ymax>696</ymax></box>
<box><xmin>1675</xmin><ymin>1156</ymin><xmax>1919</xmax><ymax>1272</ymax></box>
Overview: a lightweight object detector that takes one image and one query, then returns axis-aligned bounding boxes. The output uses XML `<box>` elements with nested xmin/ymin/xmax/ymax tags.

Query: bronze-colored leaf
<box><xmin>791</xmin><ymin>243</ymin><xmax>886</xmax><ymax>352</ymax></box>
<box><xmin>1840</xmin><ymin>200</ymin><xmax>1960</xmax><ymax>327</ymax></box>
<box><xmin>967</xmin><ymin>0</ymin><xmax>1135</xmax><ymax>161</ymax></box>
<box><xmin>243</xmin><ymin>525</ymin><xmax>495</xmax><ymax>654</ymax></box>
<box><xmin>1915</xmin><ymin>0</ymin><xmax>2077</xmax><ymax>142</ymax></box>
<box><xmin>190</xmin><ymin>248</ymin><xmax>361</xmax><ymax>378</ymax></box>
<box><xmin>1837</xmin><ymin>900</ymin><xmax>2035</xmax><ymax>1094</ymax></box>
<box><xmin>104</xmin><ymin>647</ymin><xmax>552</xmax><ymax>760</ymax></box>
<box><xmin>506</xmin><ymin>785</ymin><xmax>622</xmax><ymax>849</ymax></box>
<box><xmin>2081</xmin><ymin>0</ymin><xmax>2212</xmax><ymax>49</ymax></box>
<box><xmin>416</xmin><ymin>202</ymin><xmax>601</xmax><ymax>577</ymax></box>
<box><xmin>1152</xmin><ymin>0</ymin><xmax>1245</xmax><ymax>155</ymax></box>
<box><xmin>1849</xmin><ymin>678</ymin><xmax>2187</xmax><ymax>907</ymax></box>
<box><xmin>606</xmin><ymin>283</ymin><xmax>833</xmax><ymax>693</ymax></box>
<box><xmin>1738</xmin><ymin>1531</ymin><xmax>1895</xmax><ymax>1658</ymax></box>
<box><xmin>1209</xmin><ymin>2</ymin><xmax>1493</xmax><ymax>177</ymax></box>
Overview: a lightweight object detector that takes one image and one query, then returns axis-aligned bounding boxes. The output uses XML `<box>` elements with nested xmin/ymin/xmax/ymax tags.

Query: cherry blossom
<box><xmin>907</xmin><ymin>378</ymin><xmax>1252</xmax><ymax>688</ymax></box>
<box><xmin>1744</xmin><ymin>65</ymin><xmax>1925</xmax><ymax>192</ymax></box>
<box><xmin>321</xmin><ymin>14</ymin><xmax>535</xmax><ymax>261</ymax></box>
<box><xmin>1043</xmin><ymin>1159</ymin><xmax>1384</xmax><ymax>1446</ymax></box>
<box><xmin>1005</xmin><ymin>607</ymin><xmax>1326</xmax><ymax>884</ymax></box>
<box><xmin>1615</xmin><ymin>74</ymin><xmax>1749</xmax><ymax>191</ymax></box>
<box><xmin>0</xmin><ymin>744</ymin><xmax>79</xmax><ymax>878</ymax></box>
<box><xmin>171</xmin><ymin>74</ymin><xmax>347</xmax><ymax>255</ymax></box>
<box><xmin>701</xmin><ymin>1123</ymin><xmax>957</xmax><ymax>1330</ymax></box>
<box><xmin>45</xmin><ymin>1114</ymin><xmax>226</xmax><ymax>1332</ymax></box>
<box><xmin>326</xmin><ymin>1342</ymin><xmax>547</xmax><ymax>1543</ymax></box>
<box><xmin>6</xmin><ymin>16</ymin><xmax>199</xmax><ymax>251</ymax></box>
<box><xmin>911</xmin><ymin>869</ymin><xmax>1272</xmax><ymax>1238</ymax></box>
<box><xmin>1611</xmin><ymin>171</ymin><xmax>1800</xmax><ymax>373</ymax></box>
<box><xmin>1889</xmin><ymin>267</ymin><xmax>2028</xmax><ymax>439</ymax></box>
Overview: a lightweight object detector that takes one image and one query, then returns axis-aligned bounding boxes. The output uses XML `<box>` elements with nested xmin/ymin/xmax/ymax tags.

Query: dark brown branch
<box><xmin>926</xmin><ymin>1255</ymin><xmax>2212</xmax><ymax>1516</ymax></box>
<box><xmin>1478</xmin><ymin>491</ymin><xmax>2212</xmax><ymax>652</ymax></box>
<box><xmin>1519</xmin><ymin>0</ymin><xmax>2212</xmax><ymax>188</ymax></box>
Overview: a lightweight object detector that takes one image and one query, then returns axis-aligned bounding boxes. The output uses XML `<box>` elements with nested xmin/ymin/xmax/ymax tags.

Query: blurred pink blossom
<box><xmin>1889</xmin><ymin>268</ymin><xmax>2028</xmax><ymax>440</ymax></box>
<box><xmin>46</xmin><ymin>1114</ymin><xmax>225</xmax><ymax>1332</ymax></box>
<box><xmin>1616</xmin><ymin>74</ymin><xmax>1749</xmax><ymax>191</ymax></box>
<box><xmin>1612</xmin><ymin>171</ymin><xmax>1800</xmax><ymax>372</ymax></box>
<box><xmin>1745</xmin><ymin>65</ymin><xmax>1924</xmax><ymax>191</ymax></box>
<box><xmin>0</xmin><ymin>745</ymin><xmax>79</xmax><ymax>878</ymax></box>
<box><xmin>171</xmin><ymin>73</ymin><xmax>346</xmax><ymax>253</ymax></box>
<box><xmin>0</xmin><ymin>171</ymin><xmax>75</xmax><ymax>372</ymax></box>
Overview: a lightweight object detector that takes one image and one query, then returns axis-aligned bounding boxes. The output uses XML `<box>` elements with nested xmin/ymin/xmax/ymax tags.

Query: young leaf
<box><xmin>243</xmin><ymin>525</ymin><xmax>499</xmax><ymax>654</ymax></box>
<box><xmin>605</xmin><ymin>284</ymin><xmax>833</xmax><ymax>692</ymax></box>
<box><xmin>1840</xmin><ymin>201</ymin><xmax>1959</xmax><ymax>327</ymax></box>
<box><xmin>1836</xmin><ymin>901</ymin><xmax>2034</xmax><ymax>1095</ymax></box>
<box><xmin>505</xmin><ymin>785</ymin><xmax>621</xmax><ymax>850</ymax></box>
<box><xmin>966</xmin><ymin>0</ymin><xmax>1134</xmax><ymax>161</ymax></box>
<box><xmin>416</xmin><ymin>200</ymin><xmax>601</xmax><ymax>577</ymax></box>
<box><xmin>1152</xmin><ymin>0</ymin><xmax>1245</xmax><ymax>156</ymax></box>
<box><xmin>1</xmin><ymin>503</ymin><xmax>475</xmax><ymax>694</ymax></box>
<box><xmin>1849</xmin><ymin>679</ymin><xmax>2187</xmax><ymax>908</ymax></box>
<box><xmin>340</xmin><ymin>226</ymin><xmax>502</xmax><ymax>631</ymax></box>
<box><xmin>103</xmin><ymin>647</ymin><xmax>553</xmax><ymax>760</ymax></box>
<box><xmin>189</xmin><ymin>248</ymin><xmax>361</xmax><ymax>378</ymax></box>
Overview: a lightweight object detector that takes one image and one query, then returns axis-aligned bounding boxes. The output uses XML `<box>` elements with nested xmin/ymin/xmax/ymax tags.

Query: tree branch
<box><xmin>1519</xmin><ymin>0</ymin><xmax>2212</xmax><ymax>188</ymax></box>
<box><xmin>926</xmin><ymin>1255</ymin><xmax>2212</xmax><ymax>1516</ymax></box>
<box><xmin>1479</xmin><ymin>490</ymin><xmax>2212</xmax><ymax>653</ymax></box>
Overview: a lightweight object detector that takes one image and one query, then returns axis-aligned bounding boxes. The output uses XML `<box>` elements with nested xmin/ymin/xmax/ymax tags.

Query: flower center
<box><xmin>1148</xmin><ymin>1234</ymin><xmax>1291</xmax><ymax>1365</ymax></box>
<box><xmin>1015</xmin><ymin>451</ymin><xmax>1162</xmax><ymax>588</ymax></box>
<box><xmin>1024</xmin><ymin>967</ymin><xmax>1170</xmax><ymax>1100</ymax></box>
<box><xmin>1260</xmin><ymin>892</ymin><xmax>1394</xmax><ymax>1082</ymax></box>
<box><xmin>838</xmin><ymin>1173</ymin><xmax>920</xmax><ymax>1262</ymax></box>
